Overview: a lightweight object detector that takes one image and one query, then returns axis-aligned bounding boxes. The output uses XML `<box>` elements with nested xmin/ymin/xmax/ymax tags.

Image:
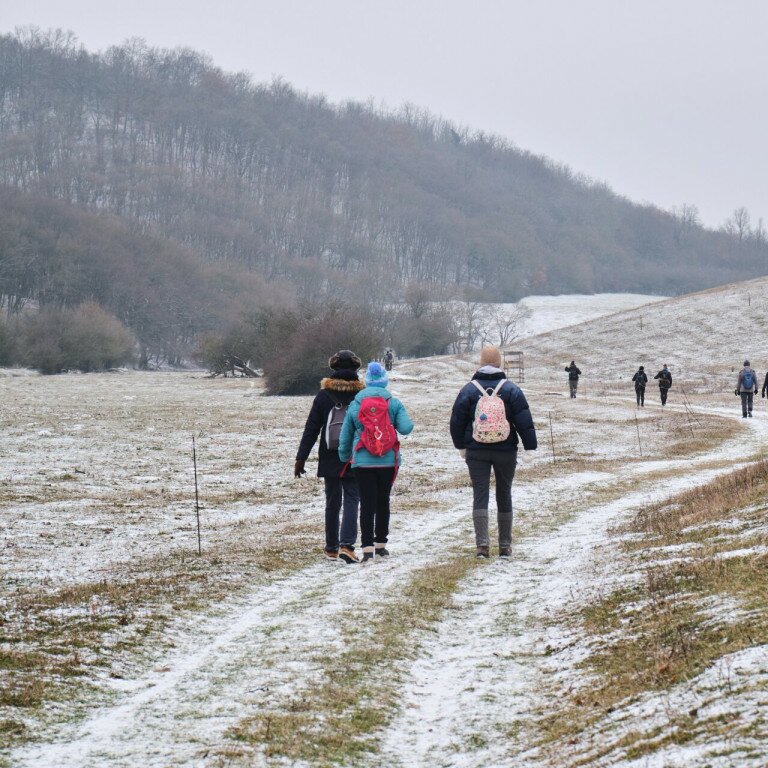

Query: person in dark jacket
<box><xmin>654</xmin><ymin>364</ymin><xmax>672</xmax><ymax>406</ymax></box>
<box><xmin>450</xmin><ymin>345</ymin><xmax>537</xmax><ymax>559</ymax></box>
<box><xmin>295</xmin><ymin>349</ymin><xmax>364</xmax><ymax>563</ymax></box>
<box><xmin>762</xmin><ymin>370</ymin><xmax>768</xmax><ymax>401</ymax></box>
<box><xmin>736</xmin><ymin>360</ymin><xmax>758</xmax><ymax>418</ymax></box>
<box><xmin>632</xmin><ymin>366</ymin><xmax>648</xmax><ymax>407</ymax></box>
<box><xmin>565</xmin><ymin>361</ymin><xmax>581</xmax><ymax>398</ymax></box>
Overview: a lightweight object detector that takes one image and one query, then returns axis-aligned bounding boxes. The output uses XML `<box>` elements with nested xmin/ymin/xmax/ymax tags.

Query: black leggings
<box><xmin>354</xmin><ymin>467</ymin><xmax>396</xmax><ymax>548</ymax></box>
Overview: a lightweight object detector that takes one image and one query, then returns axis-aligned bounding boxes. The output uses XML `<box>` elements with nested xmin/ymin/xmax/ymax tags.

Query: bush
<box><xmin>0</xmin><ymin>316</ymin><xmax>18</xmax><ymax>366</ymax></box>
<box><xmin>388</xmin><ymin>308</ymin><xmax>458</xmax><ymax>357</ymax></box>
<box><xmin>196</xmin><ymin>303</ymin><xmax>384</xmax><ymax>395</ymax></box>
<box><xmin>21</xmin><ymin>303</ymin><xmax>137</xmax><ymax>374</ymax></box>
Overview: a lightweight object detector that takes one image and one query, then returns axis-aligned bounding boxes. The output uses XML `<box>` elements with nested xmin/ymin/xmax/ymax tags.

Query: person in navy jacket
<box><xmin>450</xmin><ymin>346</ymin><xmax>537</xmax><ymax>559</ymax></box>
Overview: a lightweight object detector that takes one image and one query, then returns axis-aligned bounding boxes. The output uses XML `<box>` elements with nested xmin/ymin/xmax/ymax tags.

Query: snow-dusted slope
<box><xmin>514</xmin><ymin>292</ymin><xmax>665</xmax><ymax>339</ymax></box>
<box><xmin>522</xmin><ymin>276</ymin><xmax>768</xmax><ymax>387</ymax></box>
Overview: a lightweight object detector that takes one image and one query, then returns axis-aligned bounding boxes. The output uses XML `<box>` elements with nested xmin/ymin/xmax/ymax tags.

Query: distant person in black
<box><xmin>632</xmin><ymin>365</ymin><xmax>648</xmax><ymax>407</ymax></box>
<box><xmin>736</xmin><ymin>360</ymin><xmax>758</xmax><ymax>418</ymax></box>
<box><xmin>654</xmin><ymin>364</ymin><xmax>672</xmax><ymax>406</ymax></box>
<box><xmin>762</xmin><ymin>370</ymin><xmax>768</xmax><ymax>401</ymax></box>
<box><xmin>383</xmin><ymin>349</ymin><xmax>394</xmax><ymax>372</ymax></box>
<box><xmin>565</xmin><ymin>361</ymin><xmax>581</xmax><ymax>399</ymax></box>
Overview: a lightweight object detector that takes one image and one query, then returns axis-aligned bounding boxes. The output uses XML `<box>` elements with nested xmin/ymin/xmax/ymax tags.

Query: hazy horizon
<box><xmin>2</xmin><ymin>0</ymin><xmax>767</xmax><ymax>229</ymax></box>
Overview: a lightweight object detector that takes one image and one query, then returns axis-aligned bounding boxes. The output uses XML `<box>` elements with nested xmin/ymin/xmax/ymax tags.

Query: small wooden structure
<box><xmin>503</xmin><ymin>350</ymin><xmax>525</xmax><ymax>383</ymax></box>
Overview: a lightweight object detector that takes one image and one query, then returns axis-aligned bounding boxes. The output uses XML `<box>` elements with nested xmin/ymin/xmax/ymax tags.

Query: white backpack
<box><xmin>471</xmin><ymin>380</ymin><xmax>510</xmax><ymax>444</ymax></box>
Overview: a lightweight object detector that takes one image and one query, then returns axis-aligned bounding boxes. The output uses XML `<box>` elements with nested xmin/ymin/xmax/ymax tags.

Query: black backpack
<box><xmin>324</xmin><ymin>393</ymin><xmax>348</xmax><ymax>451</ymax></box>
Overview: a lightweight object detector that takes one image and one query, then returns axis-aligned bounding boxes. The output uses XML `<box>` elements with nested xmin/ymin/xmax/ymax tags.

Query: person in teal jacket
<box><xmin>339</xmin><ymin>361</ymin><xmax>414</xmax><ymax>563</ymax></box>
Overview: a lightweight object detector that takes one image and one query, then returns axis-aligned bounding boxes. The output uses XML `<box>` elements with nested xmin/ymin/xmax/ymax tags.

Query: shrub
<box><xmin>0</xmin><ymin>315</ymin><xmax>18</xmax><ymax>366</ymax></box>
<box><xmin>21</xmin><ymin>303</ymin><xmax>137</xmax><ymax>374</ymax></box>
<box><xmin>388</xmin><ymin>308</ymin><xmax>458</xmax><ymax>357</ymax></box>
<box><xmin>197</xmin><ymin>303</ymin><xmax>383</xmax><ymax>395</ymax></box>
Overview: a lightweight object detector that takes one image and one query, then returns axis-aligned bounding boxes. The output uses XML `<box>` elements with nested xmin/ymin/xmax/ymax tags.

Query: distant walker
<box><xmin>565</xmin><ymin>361</ymin><xmax>581</xmax><ymax>399</ymax></box>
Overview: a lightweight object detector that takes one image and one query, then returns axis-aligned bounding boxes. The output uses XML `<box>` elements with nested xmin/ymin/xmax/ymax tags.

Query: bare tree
<box><xmin>671</xmin><ymin>203</ymin><xmax>700</xmax><ymax>244</ymax></box>
<box><xmin>723</xmin><ymin>207</ymin><xmax>752</xmax><ymax>244</ymax></box>
<box><xmin>488</xmin><ymin>303</ymin><xmax>531</xmax><ymax>348</ymax></box>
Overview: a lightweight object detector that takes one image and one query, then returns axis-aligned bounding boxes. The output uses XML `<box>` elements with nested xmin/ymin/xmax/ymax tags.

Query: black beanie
<box><xmin>328</xmin><ymin>349</ymin><xmax>362</xmax><ymax>371</ymax></box>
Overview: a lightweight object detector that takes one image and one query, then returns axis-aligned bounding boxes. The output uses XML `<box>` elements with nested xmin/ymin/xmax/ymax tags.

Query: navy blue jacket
<box><xmin>296</xmin><ymin>374</ymin><xmax>364</xmax><ymax>477</ymax></box>
<box><xmin>450</xmin><ymin>369</ymin><xmax>537</xmax><ymax>452</ymax></box>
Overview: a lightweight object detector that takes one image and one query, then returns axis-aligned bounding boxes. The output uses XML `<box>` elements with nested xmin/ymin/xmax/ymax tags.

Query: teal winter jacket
<box><xmin>338</xmin><ymin>387</ymin><xmax>414</xmax><ymax>468</ymax></box>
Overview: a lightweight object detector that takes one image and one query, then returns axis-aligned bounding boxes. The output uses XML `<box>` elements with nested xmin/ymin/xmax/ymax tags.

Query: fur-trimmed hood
<box><xmin>321</xmin><ymin>377</ymin><xmax>365</xmax><ymax>393</ymax></box>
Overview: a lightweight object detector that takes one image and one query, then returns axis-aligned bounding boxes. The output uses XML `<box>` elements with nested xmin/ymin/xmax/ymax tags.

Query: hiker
<box><xmin>450</xmin><ymin>345</ymin><xmax>537</xmax><ymax>559</ymax></box>
<box><xmin>654</xmin><ymin>364</ymin><xmax>672</xmax><ymax>406</ymax></box>
<box><xmin>736</xmin><ymin>360</ymin><xmax>758</xmax><ymax>418</ymax></box>
<box><xmin>383</xmin><ymin>349</ymin><xmax>394</xmax><ymax>372</ymax></box>
<box><xmin>762</xmin><ymin>370</ymin><xmax>768</xmax><ymax>400</ymax></box>
<box><xmin>295</xmin><ymin>350</ymin><xmax>364</xmax><ymax>563</ymax></box>
<box><xmin>632</xmin><ymin>365</ymin><xmax>648</xmax><ymax>407</ymax></box>
<box><xmin>565</xmin><ymin>361</ymin><xmax>581</xmax><ymax>398</ymax></box>
<box><xmin>338</xmin><ymin>361</ymin><xmax>414</xmax><ymax>563</ymax></box>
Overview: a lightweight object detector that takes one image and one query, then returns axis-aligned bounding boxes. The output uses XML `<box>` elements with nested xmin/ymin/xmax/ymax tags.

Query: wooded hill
<box><xmin>1</xmin><ymin>28</ymin><xmax>767</xmax><ymax>362</ymax></box>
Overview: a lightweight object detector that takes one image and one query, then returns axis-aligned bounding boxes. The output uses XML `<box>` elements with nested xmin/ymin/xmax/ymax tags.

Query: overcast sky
<box><xmin>2</xmin><ymin>0</ymin><xmax>766</xmax><ymax>228</ymax></box>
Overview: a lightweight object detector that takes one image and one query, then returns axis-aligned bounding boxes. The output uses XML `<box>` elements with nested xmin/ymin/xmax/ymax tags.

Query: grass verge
<box><xmin>535</xmin><ymin>460</ymin><xmax>768</xmax><ymax>764</ymax></box>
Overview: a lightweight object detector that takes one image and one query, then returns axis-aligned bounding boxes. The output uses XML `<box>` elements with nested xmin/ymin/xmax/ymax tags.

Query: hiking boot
<box><xmin>324</xmin><ymin>549</ymin><xmax>339</xmax><ymax>560</ymax></box>
<box><xmin>374</xmin><ymin>544</ymin><xmax>390</xmax><ymax>557</ymax></box>
<box><xmin>499</xmin><ymin>546</ymin><xmax>512</xmax><ymax>558</ymax></box>
<box><xmin>749</xmin><ymin>412</ymin><xmax>753</xmax><ymax>417</ymax></box>
<box><xmin>339</xmin><ymin>547</ymin><xmax>360</xmax><ymax>564</ymax></box>
<box><xmin>476</xmin><ymin>546</ymin><xmax>490</xmax><ymax>559</ymax></box>
<box><xmin>360</xmin><ymin>551</ymin><xmax>374</xmax><ymax>564</ymax></box>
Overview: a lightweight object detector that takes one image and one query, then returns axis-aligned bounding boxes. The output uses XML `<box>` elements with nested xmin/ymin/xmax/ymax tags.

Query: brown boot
<box><xmin>499</xmin><ymin>546</ymin><xmax>512</xmax><ymax>558</ymax></box>
<box><xmin>476</xmin><ymin>546</ymin><xmax>490</xmax><ymax>559</ymax></box>
<box><xmin>339</xmin><ymin>546</ymin><xmax>360</xmax><ymax>564</ymax></box>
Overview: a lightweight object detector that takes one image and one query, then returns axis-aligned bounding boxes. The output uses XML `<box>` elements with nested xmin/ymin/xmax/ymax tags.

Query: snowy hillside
<box><xmin>523</xmin><ymin>276</ymin><xmax>768</xmax><ymax>389</ymax></box>
<box><xmin>513</xmin><ymin>292</ymin><xmax>665</xmax><ymax>339</ymax></box>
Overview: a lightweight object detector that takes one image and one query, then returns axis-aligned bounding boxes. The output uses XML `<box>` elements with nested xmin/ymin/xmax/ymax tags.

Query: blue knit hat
<box><xmin>365</xmin><ymin>361</ymin><xmax>389</xmax><ymax>388</ymax></box>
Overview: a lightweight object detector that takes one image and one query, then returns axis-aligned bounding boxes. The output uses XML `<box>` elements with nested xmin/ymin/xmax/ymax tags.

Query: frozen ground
<box><xmin>2</xmin><ymin>285</ymin><xmax>767</xmax><ymax>766</ymax></box>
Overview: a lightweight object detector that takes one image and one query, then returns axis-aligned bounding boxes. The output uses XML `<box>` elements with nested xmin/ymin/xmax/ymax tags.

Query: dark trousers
<box><xmin>741</xmin><ymin>391</ymin><xmax>754</xmax><ymax>416</ymax></box>
<box><xmin>660</xmin><ymin>386</ymin><xmax>668</xmax><ymax>405</ymax></box>
<box><xmin>636</xmin><ymin>386</ymin><xmax>645</xmax><ymax>406</ymax></box>
<box><xmin>465</xmin><ymin>449</ymin><xmax>517</xmax><ymax>547</ymax></box>
<box><xmin>324</xmin><ymin>475</ymin><xmax>359</xmax><ymax>551</ymax></box>
<box><xmin>568</xmin><ymin>379</ymin><xmax>578</xmax><ymax>398</ymax></box>
<box><xmin>354</xmin><ymin>467</ymin><xmax>395</xmax><ymax>548</ymax></box>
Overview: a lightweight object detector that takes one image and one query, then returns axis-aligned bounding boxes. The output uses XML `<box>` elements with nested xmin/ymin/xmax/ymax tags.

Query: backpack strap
<box><xmin>471</xmin><ymin>380</ymin><xmax>490</xmax><ymax>396</ymax></box>
<box><xmin>472</xmin><ymin>379</ymin><xmax>507</xmax><ymax>396</ymax></box>
<box><xmin>491</xmin><ymin>380</ymin><xmax>507</xmax><ymax>396</ymax></box>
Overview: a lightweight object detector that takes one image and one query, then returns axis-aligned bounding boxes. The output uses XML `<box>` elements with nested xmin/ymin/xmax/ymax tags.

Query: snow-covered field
<box><xmin>3</xmin><ymin>285</ymin><xmax>768</xmax><ymax>767</ymax></box>
<box><xmin>513</xmin><ymin>292</ymin><xmax>665</xmax><ymax>339</ymax></box>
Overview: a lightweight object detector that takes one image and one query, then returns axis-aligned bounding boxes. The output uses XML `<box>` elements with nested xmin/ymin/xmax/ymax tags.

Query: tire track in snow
<box><xmin>379</xmin><ymin>410</ymin><xmax>767</xmax><ymax>767</ymax></box>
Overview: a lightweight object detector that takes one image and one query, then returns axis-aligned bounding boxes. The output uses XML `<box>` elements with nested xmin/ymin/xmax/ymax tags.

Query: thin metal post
<box><xmin>193</xmin><ymin>434</ymin><xmax>202</xmax><ymax>556</ymax></box>
<box><xmin>549</xmin><ymin>412</ymin><xmax>556</xmax><ymax>464</ymax></box>
<box><xmin>635</xmin><ymin>414</ymin><xmax>643</xmax><ymax>457</ymax></box>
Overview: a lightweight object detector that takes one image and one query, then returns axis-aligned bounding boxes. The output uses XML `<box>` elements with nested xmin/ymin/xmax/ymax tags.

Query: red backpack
<box><xmin>342</xmin><ymin>396</ymin><xmax>401</xmax><ymax>480</ymax></box>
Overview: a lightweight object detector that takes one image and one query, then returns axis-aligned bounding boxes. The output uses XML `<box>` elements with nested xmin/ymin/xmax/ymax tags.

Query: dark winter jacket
<box><xmin>654</xmin><ymin>369</ymin><xmax>672</xmax><ymax>389</ymax></box>
<box><xmin>450</xmin><ymin>367</ymin><xmax>537</xmax><ymax>452</ymax></box>
<box><xmin>565</xmin><ymin>364</ymin><xmax>581</xmax><ymax>381</ymax></box>
<box><xmin>737</xmin><ymin>367</ymin><xmax>758</xmax><ymax>394</ymax></box>
<box><xmin>296</xmin><ymin>373</ymin><xmax>365</xmax><ymax>477</ymax></box>
<box><xmin>632</xmin><ymin>371</ymin><xmax>648</xmax><ymax>389</ymax></box>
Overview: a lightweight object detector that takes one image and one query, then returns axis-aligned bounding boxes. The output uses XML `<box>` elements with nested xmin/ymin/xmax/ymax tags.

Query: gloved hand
<box><xmin>755</xmin><ymin>390</ymin><xmax>759</xmax><ymax>396</ymax></box>
<box><xmin>735</xmin><ymin>389</ymin><xmax>740</xmax><ymax>396</ymax></box>
<box><xmin>294</xmin><ymin>459</ymin><xmax>306</xmax><ymax>478</ymax></box>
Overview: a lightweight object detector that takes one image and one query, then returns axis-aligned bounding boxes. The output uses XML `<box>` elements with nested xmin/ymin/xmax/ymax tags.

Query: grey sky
<box><xmin>2</xmin><ymin>0</ymin><xmax>767</xmax><ymax>228</ymax></box>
